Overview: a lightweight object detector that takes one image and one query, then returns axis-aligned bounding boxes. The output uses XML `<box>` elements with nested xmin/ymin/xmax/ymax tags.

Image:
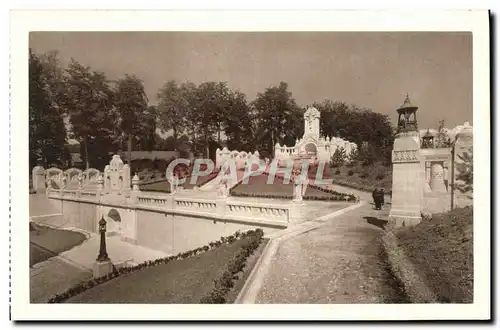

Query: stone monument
<box><xmin>389</xmin><ymin>94</ymin><xmax>424</xmax><ymax>227</ymax></box>
<box><xmin>32</xmin><ymin>166</ymin><xmax>45</xmax><ymax>193</ymax></box>
<box><xmin>103</xmin><ymin>155</ymin><xmax>131</xmax><ymax>195</ymax></box>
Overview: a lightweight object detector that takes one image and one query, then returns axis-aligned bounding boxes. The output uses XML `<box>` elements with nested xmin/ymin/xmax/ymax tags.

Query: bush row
<box><xmin>329</xmin><ymin>177</ymin><xmax>392</xmax><ymax>195</ymax></box>
<box><xmin>200</xmin><ymin>229</ymin><xmax>264</xmax><ymax>303</ymax></box>
<box><xmin>46</xmin><ymin>228</ymin><xmax>263</xmax><ymax>303</ymax></box>
<box><xmin>229</xmin><ymin>191</ymin><xmax>357</xmax><ymax>202</ymax></box>
<box><xmin>195</xmin><ymin>170</ymin><xmax>221</xmax><ymax>188</ymax></box>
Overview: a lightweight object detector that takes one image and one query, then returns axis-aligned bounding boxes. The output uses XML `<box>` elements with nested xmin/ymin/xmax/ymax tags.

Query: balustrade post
<box><xmin>216</xmin><ymin>199</ymin><xmax>226</xmax><ymax>218</ymax></box>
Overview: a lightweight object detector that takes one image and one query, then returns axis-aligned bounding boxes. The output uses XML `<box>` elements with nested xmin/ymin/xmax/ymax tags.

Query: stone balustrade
<box><xmin>47</xmin><ymin>185</ymin><xmax>292</xmax><ymax>227</ymax></box>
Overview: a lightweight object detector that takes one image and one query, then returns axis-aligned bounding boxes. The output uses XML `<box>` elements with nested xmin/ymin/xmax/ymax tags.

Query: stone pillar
<box><xmin>424</xmin><ymin>162</ymin><xmax>432</xmax><ymax>193</ymax></box>
<box><xmin>32</xmin><ymin>166</ymin><xmax>45</xmax><ymax>193</ymax></box>
<box><xmin>389</xmin><ymin>133</ymin><xmax>423</xmax><ymax>228</ymax></box>
<box><xmin>430</xmin><ymin>162</ymin><xmax>447</xmax><ymax>193</ymax></box>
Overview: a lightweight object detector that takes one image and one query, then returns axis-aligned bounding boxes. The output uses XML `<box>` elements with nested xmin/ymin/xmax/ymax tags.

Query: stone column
<box><xmin>389</xmin><ymin>133</ymin><xmax>424</xmax><ymax>228</ymax></box>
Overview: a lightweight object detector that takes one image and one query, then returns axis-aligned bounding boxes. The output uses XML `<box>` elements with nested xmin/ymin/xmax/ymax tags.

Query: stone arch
<box><xmin>304</xmin><ymin>143</ymin><xmax>317</xmax><ymax>156</ymax></box>
<box><xmin>106</xmin><ymin>208</ymin><xmax>122</xmax><ymax>235</ymax></box>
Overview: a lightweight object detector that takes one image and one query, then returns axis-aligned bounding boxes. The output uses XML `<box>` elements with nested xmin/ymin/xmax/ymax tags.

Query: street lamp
<box><xmin>96</xmin><ymin>216</ymin><xmax>110</xmax><ymax>262</ymax></box>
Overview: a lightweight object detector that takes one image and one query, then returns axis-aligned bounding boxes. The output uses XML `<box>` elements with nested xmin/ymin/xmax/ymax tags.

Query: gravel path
<box><xmin>254</xmin><ymin>201</ymin><xmax>405</xmax><ymax>303</ymax></box>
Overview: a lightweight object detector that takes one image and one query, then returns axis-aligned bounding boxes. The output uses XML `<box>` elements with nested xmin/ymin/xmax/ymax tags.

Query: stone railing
<box><xmin>137</xmin><ymin>194</ymin><xmax>171</xmax><ymax>207</ymax></box>
<box><xmin>225</xmin><ymin>201</ymin><xmax>290</xmax><ymax>224</ymax></box>
<box><xmin>175</xmin><ymin>198</ymin><xmax>218</xmax><ymax>212</ymax></box>
<box><xmin>48</xmin><ymin>185</ymin><xmax>292</xmax><ymax>227</ymax></box>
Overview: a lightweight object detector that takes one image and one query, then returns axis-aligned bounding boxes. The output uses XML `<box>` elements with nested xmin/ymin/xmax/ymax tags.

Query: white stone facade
<box><xmin>274</xmin><ymin>107</ymin><xmax>357</xmax><ymax>164</ymax></box>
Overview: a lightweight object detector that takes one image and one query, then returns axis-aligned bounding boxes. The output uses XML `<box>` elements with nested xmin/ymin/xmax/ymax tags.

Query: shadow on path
<box><xmin>363</xmin><ymin>216</ymin><xmax>389</xmax><ymax>230</ymax></box>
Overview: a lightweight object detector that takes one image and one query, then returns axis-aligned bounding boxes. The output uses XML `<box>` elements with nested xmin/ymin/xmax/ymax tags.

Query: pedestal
<box><xmin>93</xmin><ymin>260</ymin><xmax>113</xmax><ymax>278</ymax></box>
<box><xmin>388</xmin><ymin>133</ymin><xmax>423</xmax><ymax>228</ymax></box>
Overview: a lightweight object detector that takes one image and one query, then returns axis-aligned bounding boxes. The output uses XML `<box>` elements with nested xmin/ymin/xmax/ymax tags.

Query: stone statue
<box><xmin>219</xmin><ymin>179</ymin><xmax>229</xmax><ymax>198</ymax></box>
<box><xmin>77</xmin><ymin>172</ymin><xmax>84</xmax><ymax>189</ymax></box>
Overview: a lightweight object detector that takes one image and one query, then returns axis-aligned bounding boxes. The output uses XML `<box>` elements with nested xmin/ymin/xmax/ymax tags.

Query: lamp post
<box><xmin>96</xmin><ymin>216</ymin><xmax>110</xmax><ymax>262</ymax></box>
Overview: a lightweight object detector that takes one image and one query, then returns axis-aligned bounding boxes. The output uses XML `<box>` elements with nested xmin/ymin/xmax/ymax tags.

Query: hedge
<box><xmin>200</xmin><ymin>229</ymin><xmax>264</xmax><ymax>303</ymax></box>
<box><xmin>46</xmin><ymin>228</ymin><xmax>265</xmax><ymax>303</ymax></box>
<box><xmin>229</xmin><ymin>191</ymin><xmax>357</xmax><ymax>202</ymax></box>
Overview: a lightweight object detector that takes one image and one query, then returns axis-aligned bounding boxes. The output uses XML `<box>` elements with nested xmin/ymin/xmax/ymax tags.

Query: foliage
<box><xmin>29</xmin><ymin>49</ymin><xmax>67</xmax><ymax>169</ymax></box>
<box><xmin>114</xmin><ymin>74</ymin><xmax>150</xmax><ymax>163</ymax></box>
<box><xmin>63</xmin><ymin>59</ymin><xmax>117</xmax><ymax>169</ymax></box>
<box><xmin>434</xmin><ymin>120</ymin><xmax>452</xmax><ymax>148</ymax></box>
<box><xmin>330</xmin><ymin>147</ymin><xmax>347</xmax><ymax>168</ymax></box>
<box><xmin>157</xmin><ymin>80</ymin><xmax>191</xmax><ymax>144</ymax></box>
<box><xmin>200</xmin><ymin>229</ymin><xmax>264</xmax><ymax>303</ymax></box>
<box><xmin>252</xmin><ymin>82</ymin><xmax>301</xmax><ymax>155</ymax></box>
<box><xmin>455</xmin><ymin>147</ymin><xmax>473</xmax><ymax>193</ymax></box>
<box><xmin>314</xmin><ymin>100</ymin><xmax>394</xmax><ymax>163</ymax></box>
<box><xmin>47</xmin><ymin>229</ymin><xmax>265</xmax><ymax>303</ymax></box>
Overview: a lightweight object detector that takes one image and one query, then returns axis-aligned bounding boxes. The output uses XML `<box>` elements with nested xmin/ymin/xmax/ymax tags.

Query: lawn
<box><xmin>230</xmin><ymin>172</ymin><xmax>347</xmax><ymax>199</ymax></box>
<box><xmin>65</xmin><ymin>236</ymin><xmax>266</xmax><ymax>303</ymax></box>
<box><xmin>395</xmin><ymin>206</ymin><xmax>473</xmax><ymax>303</ymax></box>
<box><xmin>327</xmin><ymin>163</ymin><xmax>393</xmax><ymax>193</ymax></box>
<box><xmin>30</xmin><ymin>222</ymin><xmax>87</xmax><ymax>267</ymax></box>
<box><xmin>139</xmin><ymin>171</ymin><xmax>220</xmax><ymax>193</ymax></box>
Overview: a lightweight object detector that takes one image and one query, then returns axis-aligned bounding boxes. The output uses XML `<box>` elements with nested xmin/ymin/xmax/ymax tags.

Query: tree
<box><xmin>435</xmin><ymin>119</ymin><xmax>452</xmax><ymax>148</ymax></box>
<box><xmin>190</xmin><ymin>82</ymin><xmax>232</xmax><ymax>157</ymax></box>
<box><xmin>282</xmin><ymin>107</ymin><xmax>304</xmax><ymax>148</ymax></box>
<box><xmin>330</xmin><ymin>147</ymin><xmax>347</xmax><ymax>168</ymax></box>
<box><xmin>223</xmin><ymin>90</ymin><xmax>255</xmax><ymax>152</ymax></box>
<box><xmin>29</xmin><ymin>49</ymin><xmax>67</xmax><ymax>169</ymax></box>
<box><xmin>314</xmin><ymin>100</ymin><xmax>394</xmax><ymax>164</ymax></box>
<box><xmin>63</xmin><ymin>59</ymin><xmax>116</xmax><ymax>169</ymax></box>
<box><xmin>253</xmin><ymin>82</ymin><xmax>300</xmax><ymax>155</ymax></box>
<box><xmin>157</xmin><ymin>80</ymin><xmax>191</xmax><ymax>148</ymax></box>
<box><xmin>455</xmin><ymin>147</ymin><xmax>473</xmax><ymax>193</ymax></box>
<box><xmin>114</xmin><ymin>74</ymin><xmax>149</xmax><ymax>163</ymax></box>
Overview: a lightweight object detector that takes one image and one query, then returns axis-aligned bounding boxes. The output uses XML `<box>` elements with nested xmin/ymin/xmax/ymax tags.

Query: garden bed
<box><xmin>139</xmin><ymin>170</ymin><xmax>220</xmax><ymax>193</ymax></box>
<box><xmin>49</xmin><ymin>229</ymin><xmax>265</xmax><ymax>304</ymax></box>
<box><xmin>327</xmin><ymin>163</ymin><xmax>393</xmax><ymax>194</ymax></box>
<box><xmin>229</xmin><ymin>172</ymin><xmax>357</xmax><ymax>201</ymax></box>
<box><xmin>385</xmin><ymin>206</ymin><xmax>473</xmax><ymax>303</ymax></box>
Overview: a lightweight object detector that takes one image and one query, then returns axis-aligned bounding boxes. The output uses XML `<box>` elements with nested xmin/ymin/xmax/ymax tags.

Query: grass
<box><xmin>139</xmin><ymin>171</ymin><xmax>219</xmax><ymax>193</ymax></box>
<box><xmin>327</xmin><ymin>163</ymin><xmax>393</xmax><ymax>193</ymax></box>
<box><xmin>65</xmin><ymin>236</ymin><xmax>265</xmax><ymax>303</ymax></box>
<box><xmin>230</xmin><ymin>172</ymin><xmax>340</xmax><ymax>199</ymax></box>
<box><xmin>30</xmin><ymin>222</ymin><xmax>87</xmax><ymax>267</ymax></box>
<box><xmin>395</xmin><ymin>206</ymin><xmax>473</xmax><ymax>303</ymax></box>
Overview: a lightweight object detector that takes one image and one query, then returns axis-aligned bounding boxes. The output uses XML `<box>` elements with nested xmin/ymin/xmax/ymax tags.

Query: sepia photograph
<box><xmin>10</xmin><ymin>9</ymin><xmax>490</xmax><ymax>321</ymax></box>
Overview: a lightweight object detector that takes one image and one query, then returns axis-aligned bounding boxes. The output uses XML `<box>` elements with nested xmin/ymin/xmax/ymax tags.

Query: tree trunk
<box><xmin>173</xmin><ymin>128</ymin><xmax>178</xmax><ymax>151</ymax></box>
<box><xmin>83</xmin><ymin>136</ymin><xmax>89</xmax><ymax>170</ymax></box>
<box><xmin>205</xmin><ymin>135</ymin><xmax>210</xmax><ymax>159</ymax></box>
<box><xmin>127</xmin><ymin>134</ymin><xmax>132</xmax><ymax>165</ymax></box>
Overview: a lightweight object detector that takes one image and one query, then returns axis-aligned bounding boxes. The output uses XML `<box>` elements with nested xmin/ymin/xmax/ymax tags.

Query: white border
<box><xmin>10</xmin><ymin>10</ymin><xmax>490</xmax><ymax>321</ymax></box>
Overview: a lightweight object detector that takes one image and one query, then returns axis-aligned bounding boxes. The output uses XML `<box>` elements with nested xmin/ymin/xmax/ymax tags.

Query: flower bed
<box><xmin>47</xmin><ymin>229</ymin><xmax>265</xmax><ymax>303</ymax></box>
<box><xmin>229</xmin><ymin>171</ymin><xmax>357</xmax><ymax>201</ymax></box>
<box><xmin>230</xmin><ymin>191</ymin><xmax>356</xmax><ymax>202</ymax></box>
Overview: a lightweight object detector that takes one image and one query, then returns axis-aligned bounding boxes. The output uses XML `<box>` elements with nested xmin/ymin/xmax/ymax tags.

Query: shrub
<box><xmin>199</xmin><ymin>229</ymin><xmax>264</xmax><ymax>304</ymax></box>
<box><xmin>335</xmin><ymin>170</ymin><xmax>341</xmax><ymax>175</ymax></box>
<box><xmin>347</xmin><ymin>170</ymin><xmax>354</xmax><ymax>176</ymax></box>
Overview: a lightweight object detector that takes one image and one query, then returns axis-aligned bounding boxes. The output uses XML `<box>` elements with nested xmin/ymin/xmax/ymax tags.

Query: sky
<box><xmin>29</xmin><ymin>31</ymin><xmax>473</xmax><ymax>130</ymax></box>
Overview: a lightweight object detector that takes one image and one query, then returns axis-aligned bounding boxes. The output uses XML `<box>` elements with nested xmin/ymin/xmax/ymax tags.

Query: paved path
<box><xmin>237</xmin><ymin>185</ymin><xmax>402</xmax><ymax>304</ymax></box>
